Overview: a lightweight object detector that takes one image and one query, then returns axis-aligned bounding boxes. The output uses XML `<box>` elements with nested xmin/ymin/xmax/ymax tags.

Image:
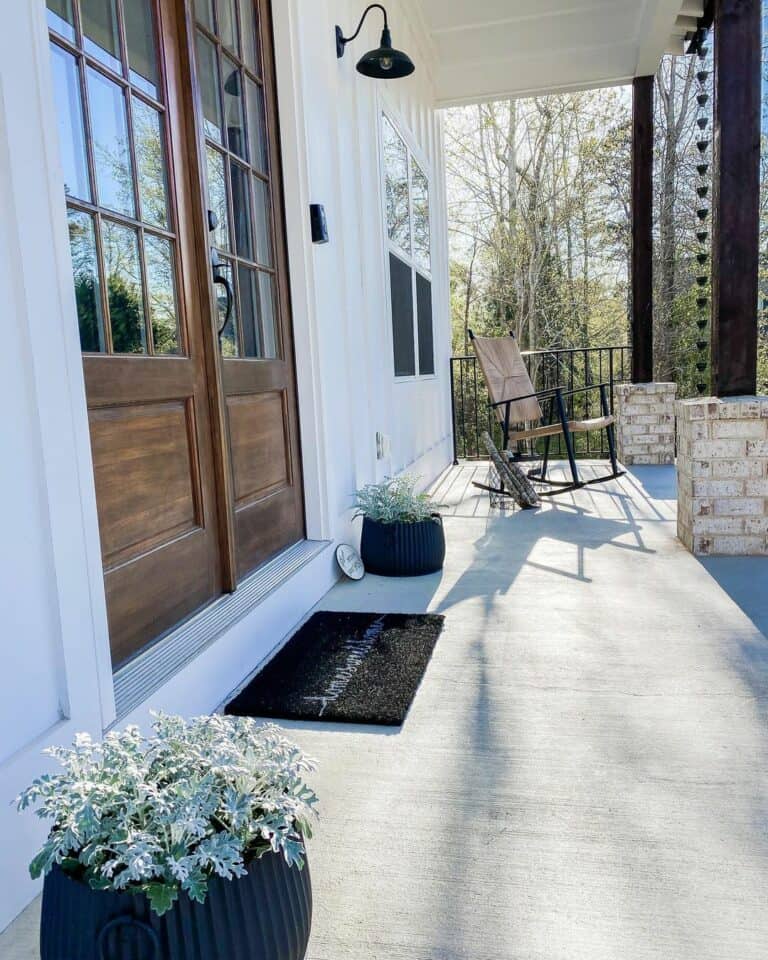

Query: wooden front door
<box><xmin>47</xmin><ymin>0</ymin><xmax>304</xmax><ymax>668</ymax></box>
<box><xmin>190</xmin><ymin>0</ymin><xmax>305</xmax><ymax>581</ymax></box>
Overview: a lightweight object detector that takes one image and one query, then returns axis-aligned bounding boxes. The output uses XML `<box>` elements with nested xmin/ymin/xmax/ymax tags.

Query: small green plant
<box><xmin>17</xmin><ymin>713</ymin><xmax>318</xmax><ymax>916</ymax></box>
<box><xmin>354</xmin><ymin>474</ymin><xmax>437</xmax><ymax>524</ymax></box>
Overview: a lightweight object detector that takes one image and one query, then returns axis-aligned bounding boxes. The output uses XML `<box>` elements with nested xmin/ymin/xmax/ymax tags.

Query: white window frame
<box><xmin>379</xmin><ymin>110</ymin><xmax>435</xmax><ymax>382</ymax></box>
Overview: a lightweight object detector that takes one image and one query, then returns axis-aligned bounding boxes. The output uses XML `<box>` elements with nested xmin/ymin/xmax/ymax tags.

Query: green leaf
<box><xmin>145</xmin><ymin>882</ymin><xmax>179</xmax><ymax>916</ymax></box>
<box><xmin>89</xmin><ymin>876</ymin><xmax>113</xmax><ymax>891</ymax></box>
<box><xmin>29</xmin><ymin>848</ymin><xmax>53</xmax><ymax>880</ymax></box>
<box><xmin>182</xmin><ymin>873</ymin><xmax>208</xmax><ymax>904</ymax></box>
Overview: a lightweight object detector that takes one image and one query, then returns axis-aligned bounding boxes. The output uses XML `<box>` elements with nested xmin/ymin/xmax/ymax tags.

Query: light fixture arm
<box><xmin>336</xmin><ymin>4</ymin><xmax>389</xmax><ymax>58</ymax></box>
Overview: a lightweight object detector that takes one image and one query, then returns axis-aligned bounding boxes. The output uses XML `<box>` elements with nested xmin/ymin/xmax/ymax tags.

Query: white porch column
<box><xmin>613</xmin><ymin>382</ymin><xmax>677</xmax><ymax>465</ymax></box>
<box><xmin>677</xmin><ymin>396</ymin><xmax>768</xmax><ymax>556</ymax></box>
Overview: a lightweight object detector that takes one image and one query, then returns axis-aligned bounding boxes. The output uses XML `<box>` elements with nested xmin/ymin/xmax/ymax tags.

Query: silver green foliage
<box><xmin>17</xmin><ymin>713</ymin><xmax>318</xmax><ymax>916</ymax></box>
<box><xmin>354</xmin><ymin>474</ymin><xmax>437</xmax><ymax>524</ymax></box>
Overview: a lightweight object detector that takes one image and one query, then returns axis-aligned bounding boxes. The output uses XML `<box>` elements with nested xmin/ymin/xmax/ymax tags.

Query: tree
<box><xmin>446</xmin><ymin>88</ymin><xmax>631</xmax><ymax>358</ymax></box>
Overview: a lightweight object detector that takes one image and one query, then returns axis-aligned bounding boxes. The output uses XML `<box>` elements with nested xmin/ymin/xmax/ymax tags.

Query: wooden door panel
<box><xmin>105</xmin><ymin>529</ymin><xmax>217</xmax><ymax>668</ymax></box>
<box><xmin>192</xmin><ymin>0</ymin><xmax>305</xmax><ymax>583</ymax></box>
<box><xmin>90</xmin><ymin>399</ymin><xmax>202</xmax><ymax>567</ymax></box>
<box><xmin>48</xmin><ymin>0</ymin><xmax>224</xmax><ymax>668</ymax></box>
<box><xmin>228</xmin><ymin>391</ymin><xmax>290</xmax><ymax>505</ymax></box>
<box><xmin>234</xmin><ymin>490</ymin><xmax>304</xmax><ymax>581</ymax></box>
<box><xmin>221</xmin><ymin>358</ymin><xmax>291</xmax><ymax>395</ymax></box>
<box><xmin>84</xmin><ymin>357</ymin><xmax>199</xmax><ymax>405</ymax></box>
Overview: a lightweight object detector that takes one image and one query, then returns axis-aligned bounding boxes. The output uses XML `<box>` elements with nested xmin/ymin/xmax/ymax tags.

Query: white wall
<box><xmin>0</xmin><ymin>0</ymin><xmax>451</xmax><ymax>931</ymax></box>
<box><xmin>275</xmin><ymin>0</ymin><xmax>453</xmax><ymax>548</ymax></box>
<box><xmin>0</xmin><ymin>0</ymin><xmax>113</xmax><ymax>929</ymax></box>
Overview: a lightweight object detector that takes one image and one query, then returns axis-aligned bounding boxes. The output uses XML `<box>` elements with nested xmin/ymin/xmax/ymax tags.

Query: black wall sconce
<box><xmin>335</xmin><ymin>4</ymin><xmax>415</xmax><ymax>79</ymax></box>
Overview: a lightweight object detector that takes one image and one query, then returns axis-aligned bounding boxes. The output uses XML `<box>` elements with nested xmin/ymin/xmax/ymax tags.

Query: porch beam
<box><xmin>711</xmin><ymin>0</ymin><xmax>761</xmax><ymax>397</ymax></box>
<box><xmin>631</xmin><ymin>75</ymin><xmax>654</xmax><ymax>384</ymax></box>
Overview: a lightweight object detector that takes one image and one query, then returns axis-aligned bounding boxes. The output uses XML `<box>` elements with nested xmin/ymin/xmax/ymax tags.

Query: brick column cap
<box><xmin>677</xmin><ymin>396</ymin><xmax>768</xmax><ymax>421</ymax></box>
<box><xmin>614</xmin><ymin>382</ymin><xmax>677</xmax><ymax>393</ymax></box>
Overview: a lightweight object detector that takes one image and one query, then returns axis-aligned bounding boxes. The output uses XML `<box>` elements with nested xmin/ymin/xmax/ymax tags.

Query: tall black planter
<box><xmin>40</xmin><ymin>851</ymin><xmax>311</xmax><ymax>960</ymax></box>
<box><xmin>360</xmin><ymin>515</ymin><xmax>445</xmax><ymax>577</ymax></box>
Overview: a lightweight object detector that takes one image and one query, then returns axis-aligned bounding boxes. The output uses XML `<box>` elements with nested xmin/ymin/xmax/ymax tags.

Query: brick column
<box><xmin>677</xmin><ymin>396</ymin><xmax>768</xmax><ymax>555</ymax></box>
<box><xmin>613</xmin><ymin>382</ymin><xmax>677</xmax><ymax>465</ymax></box>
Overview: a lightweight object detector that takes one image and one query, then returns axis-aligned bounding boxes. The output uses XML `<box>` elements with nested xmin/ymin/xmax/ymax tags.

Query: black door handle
<box><xmin>207</xmin><ymin>209</ymin><xmax>232</xmax><ymax>339</ymax></box>
<box><xmin>213</xmin><ymin>270</ymin><xmax>233</xmax><ymax>337</ymax></box>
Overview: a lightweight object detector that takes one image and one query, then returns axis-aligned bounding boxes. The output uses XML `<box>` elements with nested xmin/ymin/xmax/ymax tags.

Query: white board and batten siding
<box><xmin>276</xmin><ymin>0</ymin><xmax>452</xmax><ymax>533</ymax></box>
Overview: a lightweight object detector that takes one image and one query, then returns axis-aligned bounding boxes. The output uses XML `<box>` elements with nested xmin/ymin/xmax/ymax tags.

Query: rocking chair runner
<box><xmin>469</xmin><ymin>330</ymin><xmax>625</xmax><ymax>495</ymax></box>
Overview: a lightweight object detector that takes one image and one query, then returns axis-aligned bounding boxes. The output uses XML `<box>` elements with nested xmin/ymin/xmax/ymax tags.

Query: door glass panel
<box><xmin>252</xmin><ymin>176</ymin><xmax>272</xmax><ymax>266</ymax></box>
<box><xmin>259</xmin><ymin>271</ymin><xmax>277</xmax><ymax>358</ymax></box>
<box><xmin>87</xmin><ymin>67</ymin><xmax>135</xmax><ymax>216</ymax></box>
<box><xmin>216</xmin><ymin>260</ymin><xmax>239</xmax><ymax>356</ymax></box>
<box><xmin>245</xmin><ymin>79</ymin><xmax>267</xmax><ymax>174</ymax></box>
<box><xmin>238</xmin><ymin>0</ymin><xmax>259</xmax><ymax>74</ymax></box>
<box><xmin>49</xmin><ymin>44</ymin><xmax>91</xmax><ymax>202</ymax></box>
<box><xmin>47</xmin><ymin>0</ymin><xmax>75</xmax><ymax>41</ymax></box>
<box><xmin>103</xmin><ymin>220</ymin><xmax>146</xmax><ymax>353</ymax></box>
<box><xmin>48</xmin><ymin>0</ymin><xmax>190</xmax><ymax>363</ymax></box>
<box><xmin>206</xmin><ymin>145</ymin><xmax>229</xmax><ymax>250</ymax></box>
<box><xmin>411</xmin><ymin>159</ymin><xmax>430</xmax><ymax>273</ymax></box>
<box><xmin>145</xmin><ymin>235</ymin><xmax>179</xmax><ymax>354</ymax></box>
<box><xmin>81</xmin><ymin>0</ymin><xmax>122</xmax><ymax>74</ymax></box>
<box><xmin>196</xmin><ymin>32</ymin><xmax>223</xmax><ymax>144</ymax></box>
<box><xmin>68</xmin><ymin>210</ymin><xmax>105</xmax><ymax>352</ymax></box>
<box><xmin>192</xmin><ymin>0</ymin><xmax>283</xmax><ymax>367</ymax></box>
<box><xmin>132</xmin><ymin>97</ymin><xmax>169</xmax><ymax>228</ymax></box>
<box><xmin>194</xmin><ymin>0</ymin><xmax>214</xmax><ymax>31</ymax></box>
<box><xmin>222</xmin><ymin>56</ymin><xmax>246</xmax><ymax>159</ymax></box>
<box><xmin>218</xmin><ymin>0</ymin><xmax>238</xmax><ymax>52</ymax></box>
<box><xmin>238</xmin><ymin>265</ymin><xmax>260</xmax><ymax>357</ymax></box>
<box><xmin>125</xmin><ymin>0</ymin><xmax>159</xmax><ymax>98</ymax></box>
<box><xmin>230</xmin><ymin>162</ymin><xmax>253</xmax><ymax>259</ymax></box>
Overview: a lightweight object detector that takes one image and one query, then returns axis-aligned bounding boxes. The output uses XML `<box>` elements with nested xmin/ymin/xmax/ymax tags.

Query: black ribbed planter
<box><xmin>40</xmin><ymin>850</ymin><xmax>311</xmax><ymax>960</ymax></box>
<box><xmin>360</xmin><ymin>514</ymin><xmax>445</xmax><ymax>577</ymax></box>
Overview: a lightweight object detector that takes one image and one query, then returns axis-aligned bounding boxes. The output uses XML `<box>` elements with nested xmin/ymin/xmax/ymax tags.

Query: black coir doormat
<box><xmin>225</xmin><ymin>611</ymin><xmax>444</xmax><ymax>725</ymax></box>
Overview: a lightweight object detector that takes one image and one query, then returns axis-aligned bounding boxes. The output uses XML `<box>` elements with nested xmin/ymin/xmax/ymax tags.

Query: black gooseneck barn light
<box><xmin>335</xmin><ymin>4</ymin><xmax>415</xmax><ymax>79</ymax></box>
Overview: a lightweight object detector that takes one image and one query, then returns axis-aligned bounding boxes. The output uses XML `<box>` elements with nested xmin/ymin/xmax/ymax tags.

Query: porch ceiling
<box><xmin>415</xmin><ymin>0</ymin><xmax>703</xmax><ymax>106</ymax></box>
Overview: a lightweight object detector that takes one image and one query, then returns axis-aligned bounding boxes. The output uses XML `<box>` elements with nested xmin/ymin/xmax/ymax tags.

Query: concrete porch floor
<box><xmin>4</xmin><ymin>462</ymin><xmax>768</xmax><ymax>959</ymax></box>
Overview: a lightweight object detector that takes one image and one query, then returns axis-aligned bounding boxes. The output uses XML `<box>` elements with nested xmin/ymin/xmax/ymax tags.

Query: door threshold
<box><xmin>113</xmin><ymin>539</ymin><xmax>331</xmax><ymax>720</ymax></box>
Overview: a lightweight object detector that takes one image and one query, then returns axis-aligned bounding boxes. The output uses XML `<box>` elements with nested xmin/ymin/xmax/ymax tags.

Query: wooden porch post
<box><xmin>631</xmin><ymin>76</ymin><xmax>654</xmax><ymax>384</ymax></box>
<box><xmin>711</xmin><ymin>0</ymin><xmax>761</xmax><ymax>397</ymax></box>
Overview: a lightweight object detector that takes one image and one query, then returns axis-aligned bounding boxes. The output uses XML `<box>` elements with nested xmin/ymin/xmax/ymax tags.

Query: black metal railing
<box><xmin>450</xmin><ymin>345</ymin><xmax>631</xmax><ymax>461</ymax></box>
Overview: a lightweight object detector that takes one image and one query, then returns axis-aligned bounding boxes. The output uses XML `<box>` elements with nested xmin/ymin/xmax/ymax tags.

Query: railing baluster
<box><xmin>450</xmin><ymin>359</ymin><xmax>458</xmax><ymax>464</ymax></box>
<box><xmin>472</xmin><ymin>357</ymin><xmax>480</xmax><ymax>457</ymax></box>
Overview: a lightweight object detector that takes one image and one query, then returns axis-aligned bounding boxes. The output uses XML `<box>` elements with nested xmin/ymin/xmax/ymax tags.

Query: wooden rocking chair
<box><xmin>470</xmin><ymin>330</ymin><xmax>625</xmax><ymax>496</ymax></box>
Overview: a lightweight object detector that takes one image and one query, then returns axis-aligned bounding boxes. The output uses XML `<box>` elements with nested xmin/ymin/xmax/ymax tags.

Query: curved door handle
<box><xmin>213</xmin><ymin>270</ymin><xmax>234</xmax><ymax>337</ymax></box>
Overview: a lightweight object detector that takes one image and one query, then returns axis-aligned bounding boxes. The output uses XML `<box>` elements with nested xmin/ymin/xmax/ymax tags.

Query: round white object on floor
<box><xmin>335</xmin><ymin>543</ymin><xmax>365</xmax><ymax>580</ymax></box>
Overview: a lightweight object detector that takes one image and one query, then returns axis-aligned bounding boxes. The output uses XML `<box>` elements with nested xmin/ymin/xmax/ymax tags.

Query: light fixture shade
<box><xmin>356</xmin><ymin>27</ymin><xmax>414</xmax><ymax>78</ymax></box>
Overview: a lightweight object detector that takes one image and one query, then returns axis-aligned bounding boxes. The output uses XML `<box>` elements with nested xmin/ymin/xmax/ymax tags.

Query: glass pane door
<box><xmin>48</xmin><ymin>0</ymin><xmax>181</xmax><ymax>356</ymax></box>
<box><xmin>192</xmin><ymin>0</ymin><xmax>278</xmax><ymax>359</ymax></box>
<box><xmin>46</xmin><ymin>0</ymin><xmax>225</xmax><ymax>666</ymax></box>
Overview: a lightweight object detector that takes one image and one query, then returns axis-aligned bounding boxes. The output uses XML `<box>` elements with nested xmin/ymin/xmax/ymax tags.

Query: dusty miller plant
<box><xmin>17</xmin><ymin>713</ymin><xmax>318</xmax><ymax>915</ymax></box>
<box><xmin>354</xmin><ymin>474</ymin><xmax>437</xmax><ymax>524</ymax></box>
